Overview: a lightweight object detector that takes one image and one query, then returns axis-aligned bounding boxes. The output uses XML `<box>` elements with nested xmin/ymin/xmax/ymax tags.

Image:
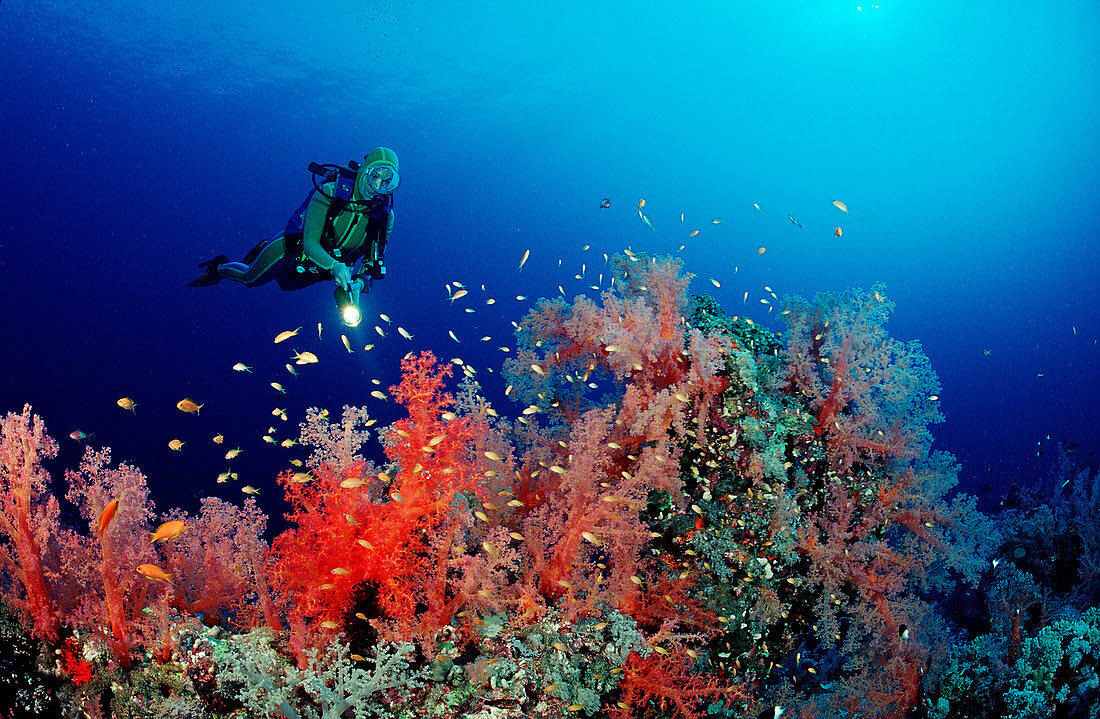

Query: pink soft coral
<box><xmin>63</xmin><ymin>447</ymin><xmax>163</xmax><ymax>668</ymax></box>
<box><xmin>782</xmin><ymin>285</ymin><xmax>942</xmax><ymax>472</ymax></box>
<box><xmin>0</xmin><ymin>405</ymin><xmax>61</xmax><ymax>641</ymax></box>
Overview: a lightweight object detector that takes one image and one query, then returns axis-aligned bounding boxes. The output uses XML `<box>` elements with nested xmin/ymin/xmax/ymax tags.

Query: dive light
<box><xmin>334</xmin><ymin>285</ymin><xmax>362</xmax><ymax>328</ymax></box>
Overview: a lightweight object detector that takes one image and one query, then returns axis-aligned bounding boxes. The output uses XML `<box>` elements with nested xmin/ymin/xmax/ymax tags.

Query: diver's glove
<box><xmin>349</xmin><ymin>276</ymin><xmax>367</xmax><ymax>305</ymax></box>
<box><xmin>331</xmin><ymin>262</ymin><xmax>352</xmax><ymax>290</ymax></box>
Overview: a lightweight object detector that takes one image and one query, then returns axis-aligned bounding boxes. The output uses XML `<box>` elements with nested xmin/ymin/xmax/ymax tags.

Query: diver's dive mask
<box><xmin>357</xmin><ymin>163</ymin><xmax>399</xmax><ymax>197</ymax></box>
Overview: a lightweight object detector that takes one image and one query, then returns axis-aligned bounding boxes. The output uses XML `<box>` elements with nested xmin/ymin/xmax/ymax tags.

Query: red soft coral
<box><xmin>609</xmin><ymin>649</ymin><xmax>747</xmax><ymax>719</ymax></box>
<box><xmin>271</xmin><ymin>352</ymin><xmax>485</xmax><ymax>658</ymax></box>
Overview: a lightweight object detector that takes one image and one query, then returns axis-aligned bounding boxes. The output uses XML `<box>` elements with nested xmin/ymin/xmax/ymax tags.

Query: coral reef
<box><xmin>4</xmin><ymin>253</ymin><xmax>1073</xmax><ymax>718</ymax></box>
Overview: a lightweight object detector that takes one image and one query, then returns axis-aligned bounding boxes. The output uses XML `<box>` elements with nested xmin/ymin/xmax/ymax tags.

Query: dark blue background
<box><xmin>1</xmin><ymin>0</ymin><xmax>1097</xmax><ymax>524</ymax></box>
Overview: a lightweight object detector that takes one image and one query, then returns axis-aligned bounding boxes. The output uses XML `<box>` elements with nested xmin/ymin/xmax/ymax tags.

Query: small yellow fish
<box><xmin>531</xmin><ymin>364</ymin><xmax>546</xmax><ymax>375</ymax></box>
<box><xmin>712</xmin><ymin>218</ymin><xmax>723</xmax><ymax>224</ymax></box>
<box><xmin>581</xmin><ymin>531</ymin><xmax>602</xmax><ymax>545</ymax></box>
<box><xmin>241</xmin><ymin>486</ymin><xmax>260</xmax><ymax>495</ymax></box>
<box><xmin>710</xmin><ymin>278</ymin><xmax>720</xmax><ymax>288</ymax></box>
<box><xmin>176</xmin><ymin>398</ymin><xmax>202</xmax><ymax>414</ymax></box>
<box><xmin>263</xmin><ymin>435</ymin><xmax>275</xmax><ymax>444</ymax></box>
<box><xmin>450</xmin><ymin>289</ymin><xmax>468</xmax><ymax>302</ymax></box>
<box><xmin>280</xmin><ymin>438</ymin><xmax>296</xmax><ymax>448</ymax></box>
<box><xmin>398</xmin><ymin>326</ymin><xmax>413</xmax><ymax>340</ymax></box>
<box><xmin>833</xmin><ymin>200</ymin><xmax>848</xmax><ymax>213</ymax></box>
<box><xmin>484</xmin><ymin>451</ymin><xmax>502</xmax><ymax>462</ymax></box>
<box><xmin>518</xmin><ymin>249</ymin><xmax>530</xmax><ymax>270</ymax></box>
<box><xmin>274</xmin><ymin>327</ymin><xmax>301</xmax><ymax>343</ymax></box>
<box><xmin>637</xmin><ymin>198</ymin><xmax>646</xmax><ymax>211</ymax></box>
<box><xmin>272</xmin><ymin>408</ymin><xmax>287</xmax><ymax>420</ymax></box>
<box><xmin>379</xmin><ymin>313</ymin><xmax>391</xmax><ymax>323</ymax></box>
<box><xmin>320</xmin><ymin>620</ymin><xmax>339</xmax><ymax>629</ymax></box>
<box><xmin>216</xmin><ymin>471</ymin><xmax>231</xmax><ymax>483</ymax></box>
<box><xmin>758</xmin><ymin>246</ymin><xmax>766</xmax><ymax>254</ymax></box>
<box><xmin>136</xmin><ymin>564</ymin><xmax>173</xmax><ymax>584</ymax></box>
<box><xmin>516</xmin><ymin>295</ymin><xmax>526</xmax><ymax>300</ymax></box>
<box><xmin>290</xmin><ymin>472</ymin><xmax>312</xmax><ymax>483</ymax></box>
<box><xmin>116</xmin><ymin>397</ymin><xmax>136</xmax><ymax>412</ymax></box>
<box><xmin>271</xmin><ymin>382</ymin><xmax>286</xmax><ymax>393</ymax></box>
<box><xmin>286</xmin><ymin>363</ymin><xmax>297</xmax><ymax>375</ymax></box>
<box><xmin>168</xmin><ymin>439</ymin><xmax>184</xmax><ymax>451</ymax></box>
<box><xmin>294</xmin><ymin>350</ymin><xmax>318</xmax><ymax>364</ymax></box>
<box><xmin>341</xmin><ymin>334</ymin><xmax>352</xmax><ymax>353</ymax></box>
<box><xmin>690</xmin><ymin>229</ymin><xmax>700</xmax><ymax>237</ymax></box>
<box><xmin>874</xmin><ymin>291</ymin><xmax>884</xmax><ymax>302</ymax></box>
<box><xmin>371</xmin><ymin>390</ymin><xmax>387</xmax><ymax>400</ymax></box>
<box><xmin>232</xmin><ymin>362</ymin><xmax>252</xmax><ymax>372</ymax></box>
<box><xmin>150</xmin><ymin>520</ymin><xmax>189</xmax><ymax>543</ymax></box>
<box><xmin>317</xmin><ymin>322</ymin><xmax>323</xmax><ymax>340</ymax></box>
<box><xmin>225</xmin><ymin>447</ymin><xmax>242</xmax><ymax>460</ymax></box>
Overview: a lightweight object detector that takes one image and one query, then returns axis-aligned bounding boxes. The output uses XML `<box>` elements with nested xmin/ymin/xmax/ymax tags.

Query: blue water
<box><xmin>1</xmin><ymin>0</ymin><xmax>1097</xmax><ymax>521</ymax></box>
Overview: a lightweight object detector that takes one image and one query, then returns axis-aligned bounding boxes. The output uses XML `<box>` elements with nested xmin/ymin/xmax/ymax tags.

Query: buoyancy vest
<box><xmin>283</xmin><ymin>162</ymin><xmax>392</xmax><ymax>269</ymax></box>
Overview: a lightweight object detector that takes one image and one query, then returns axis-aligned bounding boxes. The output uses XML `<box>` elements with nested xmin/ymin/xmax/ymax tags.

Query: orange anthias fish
<box><xmin>834</xmin><ymin>226</ymin><xmax>843</xmax><ymax>237</ymax></box>
<box><xmin>95</xmin><ymin>499</ymin><xmax>120</xmax><ymax>536</ymax></box>
<box><xmin>150</xmin><ymin>520</ymin><xmax>189</xmax><ymax>543</ymax></box>
<box><xmin>136</xmin><ymin>564</ymin><xmax>174</xmax><ymax>584</ymax></box>
<box><xmin>176</xmin><ymin>398</ymin><xmax>203</xmax><ymax>414</ymax></box>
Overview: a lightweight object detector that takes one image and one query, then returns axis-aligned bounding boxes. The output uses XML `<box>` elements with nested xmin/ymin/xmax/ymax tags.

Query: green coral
<box><xmin>215</xmin><ymin>628</ymin><xmax>425</xmax><ymax>719</ymax></box>
<box><xmin>1005</xmin><ymin>607</ymin><xmax>1100</xmax><ymax>718</ymax></box>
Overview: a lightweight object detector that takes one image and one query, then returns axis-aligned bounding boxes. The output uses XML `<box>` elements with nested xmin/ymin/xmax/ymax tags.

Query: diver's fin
<box><xmin>242</xmin><ymin>239</ymin><xmax>268</xmax><ymax>264</ymax></box>
<box><xmin>186</xmin><ymin>255</ymin><xmax>228</xmax><ymax>287</ymax></box>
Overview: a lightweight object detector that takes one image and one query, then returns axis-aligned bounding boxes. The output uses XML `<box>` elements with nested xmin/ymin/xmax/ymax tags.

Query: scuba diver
<box><xmin>188</xmin><ymin>147</ymin><xmax>399</xmax><ymax>327</ymax></box>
